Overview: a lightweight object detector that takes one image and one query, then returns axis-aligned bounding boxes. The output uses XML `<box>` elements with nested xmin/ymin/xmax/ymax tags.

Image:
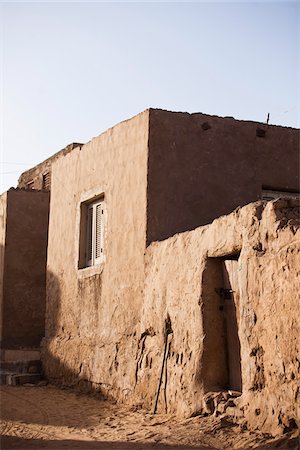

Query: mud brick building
<box><xmin>1</xmin><ymin>109</ymin><xmax>299</xmax><ymax>436</ymax></box>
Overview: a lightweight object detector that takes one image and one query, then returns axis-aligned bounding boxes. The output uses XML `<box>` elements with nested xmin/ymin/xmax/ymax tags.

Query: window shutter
<box><xmin>85</xmin><ymin>199</ymin><xmax>104</xmax><ymax>267</ymax></box>
<box><xmin>86</xmin><ymin>205</ymin><xmax>93</xmax><ymax>266</ymax></box>
<box><xmin>94</xmin><ymin>202</ymin><xmax>103</xmax><ymax>264</ymax></box>
<box><xmin>42</xmin><ymin>172</ymin><xmax>51</xmax><ymax>190</ymax></box>
<box><xmin>27</xmin><ymin>181</ymin><xmax>34</xmax><ymax>190</ymax></box>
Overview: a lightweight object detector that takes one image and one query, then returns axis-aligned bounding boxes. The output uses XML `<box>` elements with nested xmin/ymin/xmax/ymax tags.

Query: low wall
<box><xmin>138</xmin><ymin>199</ymin><xmax>299</xmax><ymax>436</ymax></box>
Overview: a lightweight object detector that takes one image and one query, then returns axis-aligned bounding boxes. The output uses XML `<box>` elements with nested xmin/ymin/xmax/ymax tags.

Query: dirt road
<box><xmin>0</xmin><ymin>385</ymin><xmax>298</xmax><ymax>449</ymax></box>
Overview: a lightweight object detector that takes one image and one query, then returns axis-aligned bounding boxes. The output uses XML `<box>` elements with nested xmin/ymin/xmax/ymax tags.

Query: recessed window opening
<box><xmin>201</xmin><ymin>254</ymin><xmax>242</xmax><ymax>394</ymax></box>
<box><xmin>78</xmin><ymin>196</ymin><xmax>105</xmax><ymax>269</ymax></box>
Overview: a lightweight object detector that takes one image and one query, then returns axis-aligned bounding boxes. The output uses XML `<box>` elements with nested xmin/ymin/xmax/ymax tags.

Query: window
<box><xmin>78</xmin><ymin>197</ymin><xmax>105</xmax><ymax>268</ymax></box>
<box><xmin>27</xmin><ymin>181</ymin><xmax>34</xmax><ymax>190</ymax></box>
<box><xmin>42</xmin><ymin>172</ymin><xmax>51</xmax><ymax>190</ymax></box>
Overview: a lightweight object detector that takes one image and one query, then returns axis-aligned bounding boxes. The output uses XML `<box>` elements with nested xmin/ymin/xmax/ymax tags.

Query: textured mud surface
<box><xmin>1</xmin><ymin>386</ymin><xmax>299</xmax><ymax>449</ymax></box>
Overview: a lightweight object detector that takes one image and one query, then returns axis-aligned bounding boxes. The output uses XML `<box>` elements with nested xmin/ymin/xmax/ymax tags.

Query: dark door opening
<box><xmin>201</xmin><ymin>255</ymin><xmax>242</xmax><ymax>393</ymax></box>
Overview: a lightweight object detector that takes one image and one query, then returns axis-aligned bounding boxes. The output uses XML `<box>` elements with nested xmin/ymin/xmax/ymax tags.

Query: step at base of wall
<box><xmin>0</xmin><ymin>360</ymin><xmax>42</xmax><ymax>374</ymax></box>
<box><xmin>0</xmin><ymin>372</ymin><xmax>42</xmax><ymax>386</ymax></box>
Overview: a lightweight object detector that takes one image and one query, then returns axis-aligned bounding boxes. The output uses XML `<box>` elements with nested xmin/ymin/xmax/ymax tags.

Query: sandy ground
<box><xmin>0</xmin><ymin>385</ymin><xmax>299</xmax><ymax>450</ymax></box>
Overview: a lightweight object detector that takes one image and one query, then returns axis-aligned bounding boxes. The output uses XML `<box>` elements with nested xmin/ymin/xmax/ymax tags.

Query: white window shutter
<box><xmin>94</xmin><ymin>202</ymin><xmax>103</xmax><ymax>264</ymax></box>
<box><xmin>85</xmin><ymin>199</ymin><xmax>104</xmax><ymax>267</ymax></box>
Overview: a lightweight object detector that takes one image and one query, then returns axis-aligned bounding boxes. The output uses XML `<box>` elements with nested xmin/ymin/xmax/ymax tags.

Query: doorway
<box><xmin>201</xmin><ymin>255</ymin><xmax>242</xmax><ymax>393</ymax></box>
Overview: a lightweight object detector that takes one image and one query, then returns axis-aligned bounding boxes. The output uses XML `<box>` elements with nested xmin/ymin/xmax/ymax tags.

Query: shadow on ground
<box><xmin>0</xmin><ymin>435</ymin><xmax>217</xmax><ymax>450</ymax></box>
<box><xmin>1</xmin><ymin>435</ymin><xmax>299</xmax><ymax>450</ymax></box>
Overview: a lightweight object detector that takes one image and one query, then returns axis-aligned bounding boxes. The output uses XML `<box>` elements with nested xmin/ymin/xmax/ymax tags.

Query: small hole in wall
<box><xmin>202</xmin><ymin>122</ymin><xmax>211</xmax><ymax>131</ymax></box>
<box><xmin>176</xmin><ymin>354</ymin><xmax>179</xmax><ymax>364</ymax></box>
<box><xmin>150</xmin><ymin>358</ymin><xmax>152</xmax><ymax>369</ymax></box>
<box><xmin>180</xmin><ymin>353</ymin><xmax>183</xmax><ymax>364</ymax></box>
<box><xmin>256</xmin><ymin>128</ymin><xmax>266</xmax><ymax>138</ymax></box>
<box><xmin>255</xmin><ymin>409</ymin><xmax>261</xmax><ymax>416</ymax></box>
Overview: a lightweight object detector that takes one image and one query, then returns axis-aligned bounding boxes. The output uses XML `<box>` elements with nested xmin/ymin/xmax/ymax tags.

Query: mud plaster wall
<box><xmin>1</xmin><ymin>190</ymin><xmax>49</xmax><ymax>348</ymax></box>
<box><xmin>0</xmin><ymin>192</ymin><xmax>8</xmax><ymax>340</ymax></box>
<box><xmin>18</xmin><ymin>143</ymin><xmax>82</xmax><ymax>190</ymax></box>
<box><xmin>147</xmin><ymin>109</ymin><xmax>299</xmax><ymax>243</ymax></box>
<box><xmin>43</xmin><ymin>111</ymin><xmax>149</xmax><ymax>400</ymax></box>
<box><xmin>139</xmin><ymin>200</ymin><xmax>299</xmax><ymax>436</ymax></box>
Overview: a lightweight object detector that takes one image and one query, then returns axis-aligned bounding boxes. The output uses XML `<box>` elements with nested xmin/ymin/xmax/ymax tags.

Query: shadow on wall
<box><xmin>0</xmin><ymin>240</ymin><xmax>46</xmax><ymax>349</ymax></box>
<box><xmin>199</xmin><ymin>256</ymin><xmax>242</xmax><ymax>394</ymax></box>
<box><xmin>42</xmin><ymin>270</ymin><xmax>86</xmax><ymax>388</ymax></box>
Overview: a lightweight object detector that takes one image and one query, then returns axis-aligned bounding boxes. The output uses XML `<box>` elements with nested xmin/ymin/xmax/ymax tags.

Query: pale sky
<box><xmin>0</xmin><ymin>1</ymin><xmax>299</xmax><ymax>192</ymax></box>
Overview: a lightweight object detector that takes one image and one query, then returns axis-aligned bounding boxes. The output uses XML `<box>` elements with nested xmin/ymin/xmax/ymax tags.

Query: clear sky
<box><xmin>0</xmin><ymin>1</ymin><xmax>299</xmax><ymax>192</ymax></box>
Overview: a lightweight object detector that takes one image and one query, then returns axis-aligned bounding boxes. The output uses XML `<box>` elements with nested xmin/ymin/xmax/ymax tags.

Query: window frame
<box><xmin>86</xmin><ymin>199</ymin><xmax>104</xmax><ymax>267</ymax></box>
<box><xmin>78</xmin><ymin>195</ymin><xmax>105</xmax><ymax>269</ymax></box>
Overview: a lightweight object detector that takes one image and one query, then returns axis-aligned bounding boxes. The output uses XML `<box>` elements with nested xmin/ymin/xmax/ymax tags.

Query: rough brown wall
<box><xmin>0</xmin><ymin>192</ymin><xmax>8</xmax><ymax>341</ymax></box>
<box><xmin>147</xmin><ymin>109</ymin><xmax>299</xmax><ymax>243</ymax></box>
<box><xmin>42</xmin><ymin>111</ymin><xmax>149</xmax><ymax>400</ymax></box>
<box><xmin>137</xmin><ymin>200</ymin><xmax>299</xmax><ymax>436</ymax></box>
<box><xmin>18</xmin><ymin>143</ymin><xmax>82</xmax><ymax>190</ymax></box>
<box><xmin>1</xmin><ymin>190</ymin><xmax>49</xmax><ymax>348</ymax></box>
<box><xmin>37</xmin><ymin>109</ymin><xmax>299</xmax><ymax>437</ymax></box>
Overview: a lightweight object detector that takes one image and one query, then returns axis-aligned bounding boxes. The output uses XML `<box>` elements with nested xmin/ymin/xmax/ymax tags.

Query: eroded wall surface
<box><xmin>1</xmin><ymin>190</ymin><xmax>49</xmax><ymax>348</ymax></box>
<box><xmin>139</xmin><ymin>199</ymin><xmax>299</xmax><ymax>436</ymax></box>
<box><xmin>43</xmin><ymin>111</ymin><xmax>150</xmax><ymax>400</ymax></box>
<box><xmin>147</xmin><ymin>109</ymin><xmax>299</xmax><ymax>243</ymax></box>
<box><xmin>44</xmin><ymin>192</ymin><xmax>299</xmax><ymax>436</ymax></box>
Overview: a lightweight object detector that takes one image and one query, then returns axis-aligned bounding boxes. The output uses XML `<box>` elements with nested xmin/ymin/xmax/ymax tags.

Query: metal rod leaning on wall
<box><xmin>153</xmin><ymin>314</ymin><xmax>173</xmax><ymax>415</ymax></box>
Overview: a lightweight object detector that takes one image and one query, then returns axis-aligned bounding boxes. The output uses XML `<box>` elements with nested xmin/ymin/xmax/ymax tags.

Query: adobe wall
<box><xmin>147</xmin><ymin>109</ymin><xmax>299</xmax><ymax>243</ymax></box>
<box><xmin>0</xmin><ymin>192</ymin><xmax>8</xmax><ymax>341</ymax></box>
<box><xmin>18</xmin><ymin>142</ymin><xmax>82</xmax><ymax>190</ymax></box>
<box><xmin>42</xmin><ymin>111</ymin><xmax>150</xmax><ymax>398</ymax></box>
<box><xmin>1</xmin><ymin>189</ymin><xmax>50</xmax><ymax>348</ymax></box>
<box><xmin>138</xmin><ymin>199</ymin><xmax>299</xmax><ymax>436</ymax></box>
